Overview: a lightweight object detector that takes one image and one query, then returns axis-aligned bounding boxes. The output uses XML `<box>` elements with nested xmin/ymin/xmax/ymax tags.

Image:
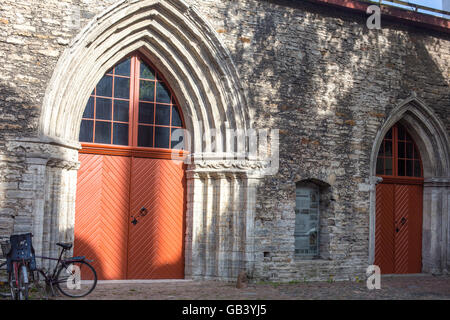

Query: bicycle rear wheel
<box><xmin>56</xmin><ymin>260</ymin><xmax>97</xmax><ymax>298</ymax></box>
<box><xmin>18</xmin><ymin>265</ymin><xmax>29</xmax><ymax>300</ymax></box>
<box><xmin>9</xmin><ymin>264</ymin><xmax>29</xmax><ymax>300</ymax></box>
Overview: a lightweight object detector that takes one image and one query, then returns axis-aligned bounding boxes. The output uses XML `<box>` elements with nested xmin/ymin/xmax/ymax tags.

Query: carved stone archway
<box><xmin>369</xmin><ymin>94</ymin><xmax>450</xmax><ymax>274</ymax></box>
<box><xmin>21</xmin><ymin>0</ymin><xmax>269</xmax><ymax>280</ymax></box>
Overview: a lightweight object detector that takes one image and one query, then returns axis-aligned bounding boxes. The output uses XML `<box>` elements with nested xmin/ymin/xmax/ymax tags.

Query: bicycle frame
<box><xmin>35</xmin><ymin>247</ymin><xmax>89</xmax><ymax>296</ymax></box>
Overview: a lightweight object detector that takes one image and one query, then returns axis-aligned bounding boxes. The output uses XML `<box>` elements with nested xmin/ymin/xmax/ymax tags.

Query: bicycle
<box><xmin>0</xmin><ymin>233</ymin><xmax>35</xmax><ymax>300</ymax></box>
<box><xmin>33</xmin><ymin>242</ymin><xmax>97</xmax><ymax>298</ymax></box>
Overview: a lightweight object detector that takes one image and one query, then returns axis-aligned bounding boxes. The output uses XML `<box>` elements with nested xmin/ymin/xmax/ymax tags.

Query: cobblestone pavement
<box><xmin>51</xmin><ymin>274</ymin><xmax>449</xmax><ymax>300</ymax></box>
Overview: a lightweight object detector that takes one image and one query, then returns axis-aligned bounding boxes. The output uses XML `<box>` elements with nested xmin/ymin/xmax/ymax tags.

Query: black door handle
<box><xmin>140</xmin><ymin>207</ymin><xmax>148</xmax><ymax>217</ymax></box>
<box><xmin>401</xmin><ymin>217</ymin><xmax>407</xmax><ymax>225</ymax></box>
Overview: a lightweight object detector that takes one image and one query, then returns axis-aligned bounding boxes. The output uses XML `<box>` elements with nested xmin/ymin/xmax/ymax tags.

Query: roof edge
<box><xmin>306</xmin><ymin>0</ymin><xmax>450</xmax><ymax>34</ymax></box>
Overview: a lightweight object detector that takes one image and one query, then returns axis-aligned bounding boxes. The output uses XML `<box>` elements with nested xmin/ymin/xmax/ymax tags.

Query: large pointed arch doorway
<box><xmin>375</xmin><ymin>123</ymin><xmax>424</xmax><ymax>274</ymax></box>
<box><xmin>74</xmin><ymin>52</ymin><xmax>187</xmax><ymax>280</ymax></box>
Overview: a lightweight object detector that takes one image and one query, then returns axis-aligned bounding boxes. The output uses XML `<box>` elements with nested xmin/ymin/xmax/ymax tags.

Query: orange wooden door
<box><xmin>75</xmin><ymin>154</ymin><xmax>185</xmax><ymax>280</ymax></box>
<box><xmin>375</xmin><ymin>182</ymin><xmax>423</xmax><ymax>274</ymax></box>
<box><xmin>74</xmin><ymin>154</ymin><xmax>131</xmax><ymax>280</ymax></box>
<box><xmin>127</xmin><ymin>157</ymin><xmax>185</xmax><ymax>279</ymax></box>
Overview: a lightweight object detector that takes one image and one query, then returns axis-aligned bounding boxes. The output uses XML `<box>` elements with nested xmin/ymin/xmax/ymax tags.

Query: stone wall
<box><xmin>190</xmin><ymin>0</ymin><xmax>450</xmax><ymax>281</ymax></box>
<box><xmin>0</xmin><ymin>0</ymin><xmax>449</xmax><ymax>281</ymax></box>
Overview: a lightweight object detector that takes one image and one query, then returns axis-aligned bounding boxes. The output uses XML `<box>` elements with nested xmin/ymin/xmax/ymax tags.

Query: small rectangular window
<box><xmin>94</xmin><ymin>121</ymin><xmax>111</xmax><ymax>144</ymax></box>
<box><xmin>295</xmin><ymin>185</ymin><xmax>320</xmax><ymax>257</ymax></box>
<box><xmin>154</xmin><ymin>126</ymin><xmax>170</xmax><ymax>149</ymax></box>
<box><xmin>79</xmin><ymin>120</ymin><xmax>94</xmax><ymax>143</ymax></box>
<box><xmin>113</xmin><ymin>123</ymin><xmax>129</xmax><ymax>146</ymax></box>
<box><xmin>137</xmin><ymin>125</ymin><xmax>153</xmax><ymax>147</ymax></box>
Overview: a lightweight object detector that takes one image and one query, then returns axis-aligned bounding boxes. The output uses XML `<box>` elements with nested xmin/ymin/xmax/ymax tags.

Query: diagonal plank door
<box><xmin>375</xmin><ymin>182</ymin><xmax>423</xmax><ymax>274</ymax></box>
<box><xmin>74</xmin><ymin>154</ymin><xmax>131</xmax><ymax>280</ymax></box>
<box><xmin>393</xmin><ymin>184</ymin><xmax>422</xmax><ymax>274</ymax></box>
<box><xmin>127</xmin><ymin>157</ymin><xmax>186</xmax><ymax>279</ymax></box>
<box><xmin>375</xmin><ymin>183</ymin><xmax>395</xmax><ymax>274</ymax></box>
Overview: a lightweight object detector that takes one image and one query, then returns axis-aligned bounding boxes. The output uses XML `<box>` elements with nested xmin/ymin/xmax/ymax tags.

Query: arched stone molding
<box><xmin>39</xmin><ymin>0</ymin><xmax>250</xmax><ymax>158</ymax></box>
<box><xmin>36</xmin><ymin>0</ymin><xmax>264</xmax><ymax>280</ymax></box>
<box><xmin>368</xmin><ymin>94</ymin><xmax>450</xmax><ymax>274</ymax></box>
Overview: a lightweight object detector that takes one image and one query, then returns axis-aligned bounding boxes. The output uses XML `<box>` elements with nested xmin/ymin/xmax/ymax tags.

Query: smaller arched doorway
<box><xmin>74</xmin><ymin>52</ymin><xmax>187</xmax><ymax>280</ymax></box>
<box><xmin>375</xmin><ymin>123</ymin><xmax>424</xmax><ymax>274</ymax></box>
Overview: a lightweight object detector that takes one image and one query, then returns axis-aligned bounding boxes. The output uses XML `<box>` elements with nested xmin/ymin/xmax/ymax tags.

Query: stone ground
<box><xmin>54</xmin><ymin>274</ymin><xmax>449</xmax><ymax>300</ymax></box>
<box><xmin>1</xmin><ymin>274</ymin><xmax>449</xmax><ymax>300</ymax></box>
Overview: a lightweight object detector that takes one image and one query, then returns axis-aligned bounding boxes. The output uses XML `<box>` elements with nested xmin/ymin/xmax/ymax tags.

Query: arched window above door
<box><xmin>376</xmin><ymin>123</ymin><xmax>423</xmax><ymax>178</ymax></box>
<box><xmin>79</xmin><ymin>53</ymin><xmax>184</xmax><ymax>150</ymax></box>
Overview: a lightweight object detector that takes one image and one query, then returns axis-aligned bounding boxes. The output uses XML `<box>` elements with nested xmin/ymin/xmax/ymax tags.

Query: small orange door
<box><xmin>375</xmin><ymin>182</ymin><xmax>423</xmax><ymax>274</ymax></box>
<box><xmin>374</xmin><ymin>123</ymin><xmax>424</xmax><ymax>274</ymax></box>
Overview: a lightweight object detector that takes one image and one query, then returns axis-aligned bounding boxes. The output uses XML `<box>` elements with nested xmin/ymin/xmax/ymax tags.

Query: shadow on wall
<box><xmin>0</xmin><ymin>82</ymin><xmax>37</xmax><ymax>242</ymax></box>
<box><xmin>218</xmin><ymin>0</ymin><xmax>449</xmax><ymax>278</ymax></box>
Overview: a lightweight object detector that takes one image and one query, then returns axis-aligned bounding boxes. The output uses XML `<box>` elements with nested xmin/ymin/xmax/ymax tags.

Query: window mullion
<box><xmin>130</xmin><ymin>55</ymin><xmax>139</xmax><ymax>147</ymax></box>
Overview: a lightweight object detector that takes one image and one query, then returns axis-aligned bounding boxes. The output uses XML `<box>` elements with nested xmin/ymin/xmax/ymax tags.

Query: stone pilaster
<box><xmin>423</xmin><ymin>177</ymin><xmax>450</xmax><ymax>274</ymax></box>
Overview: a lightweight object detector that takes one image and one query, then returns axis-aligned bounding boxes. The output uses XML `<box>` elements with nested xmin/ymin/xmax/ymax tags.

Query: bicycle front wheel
<box><xmin>56</xmin><ymin>261</ymin><xmax>97</xmax><ymax>298</ymax></box>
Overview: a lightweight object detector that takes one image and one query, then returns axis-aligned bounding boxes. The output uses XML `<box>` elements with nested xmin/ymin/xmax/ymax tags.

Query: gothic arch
<box><xmin>370</xmin><ymin>95</ymin><xmax>450</xmax><ymax>179</ymax></box>
<box><xmin>369</xmin><ymin>94</ymin><xmax>450</xmax><ymax>274</ymax></box>
<box><xmin>33</xmin><ymin>0</ymin><xmax>262</xmax><ymax>280</ymax></box>
<box><xmin>39</xmin><ymin>0</ymin><xmax>250</xmax><ymax>156</ymax></box>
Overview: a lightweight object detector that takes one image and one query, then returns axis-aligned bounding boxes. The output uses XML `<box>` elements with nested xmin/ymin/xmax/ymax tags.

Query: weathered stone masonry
<box><xmin>0</xmin><ymin>0</ymin><xmax>449</xmax><ymax>281</ymax></box>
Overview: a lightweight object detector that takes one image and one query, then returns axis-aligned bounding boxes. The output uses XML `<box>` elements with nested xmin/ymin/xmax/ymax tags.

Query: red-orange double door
<box><xmin>74</xmin><ymin>154</ymin><xmax>185</xmax><ymax>280</ymax></box>
<box><xmin>375</xmin><ymin>182</ymin><xmax>423</xmax><ymax>274</ymax></box>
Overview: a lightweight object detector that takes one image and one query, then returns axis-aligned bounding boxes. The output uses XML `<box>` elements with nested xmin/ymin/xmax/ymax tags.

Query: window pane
<box><xmin>405</xmin><ymin>132</ymin><xmax>412</xmax><ymax>142</ymax></box>
<box><xmin>140</xmin><ymin>80</ymin><xmax>155</xmax><ymax>101</ymax></box>
<box><xmin>154</xmin><ymin>126</ymin><xmax>170</xmax><ymax>149</ymax></box>
<box><xmin>378</xmin><ymin>143</ymin><xmax>385</xmax><ymax>157</ymax></box>
<box><xmin>138</xmin><ymin>102</ymin><xmax>154</xmax><ymax>124</ymax></box>
<box><xmin>140</xmin><ymin>61</ymin><xmax>155</xmax><ymax>80</ymax></box>
<box><xmin>155</xmin><ymin>104</ymin><xmax>170</xmax><ymax>126</ymax></box>
<box><xmin>96</xmin><ymin>98</ymin><xmax>112</xmax><ymax>120</ymax></box>
<box><xmin>79</xmin><ymin>120</ymin><xmax>93</xmax><ymax>143</ymax></box>
<box><xmin>171</xmin><ymin>128</ymin><xmax>184</xmax><ymax>149</ymax></box>
<box><xmin>398</xmin><ymin>142</ymin><xmax>405</xmax><ymax>158</ymax></box>
<box><xmin>398</xmin><ymin>159</ymin><xmax>405</xmax><ymax>176</ymax></box>
<box><xmin>94</xmin><ymin>121</ymin><xmax>111</xmax><ymax>144</ymax></box>
<box><xmin>156</xmin><ymin>82</ymin><xmax>171</xmax><ymax>104</ymax></box>
<box><xmin>398</xmin><ymin>125</ymin><xmax>405</xmax><ymax>140</ymax></box>
<box><xmin>113</xmin><ymin>123</ymin><xmax>129</xmax><ymax>146</ymax></box>
<box><xmin>113</xmin><ymin>100</ymin><xmax>129</xmax><ymax>122</ymax></box>
<box><xmin>83</xmin><ymin>97</ymin><xmax>95</xmax><ymax>119</ymax></box>
<box><xmin>114</xmin><ymin>77</ymin><xmax>130</xmax><ymax>99</ymax></box>
<box><xmin>138</xmin><ymin>125</ymin><xmax>153</xmax><ymax>147</ymax></box>
<box><xmin>96</xmin><ymin>75</ymin><xmax>113</xmax><ymax>97</ymax></box>
<box><xmin>172</xmin><ymin>106</ymin><xmax>182</xmax><ymax>127</ymax></box>
<box><xmin>385</xmin><ymin>128</ymin><xmax>392</xmax><ymax>139</ymax></box>
<box><xmin>115</xmin><ymin>58</ymin><xmax>131</xmax><ymax>76</ymax></box>
<box><xmin>414</xmin><ymin>160</ymin><xmax>421</xmax><ymax>177</ymax></box>
<box><xmin>294</xmin><ymin>186</ymin><xmax>319</xmax><ymax>256</ymax></box>
<box><xmin>406</xmin><ymin>143</ymin><xmax>413</xmax><ymax>159</ymax></box>
<box><xmin>376</xmin><ymin>158</ymin><xmax>384</xmax><ymax>175</ymax></box>
<box><xmin>406</xmin><ymin>160</ymin><xmax>413</xmax><ymax>177</ymax></box>
<box><xmin>414</xmin><ymin>145</ymin><xmax>419</xmax><ymax>160</ymax></box>
<box><xmin>385</xmin><ymin>158</ymin><xmax>393</xmax><ymax>176</ymax></box>
<box><xmin>385</xmin><ymin>140</ymin><xmax>392</xmax><ymax>157</ymax></box>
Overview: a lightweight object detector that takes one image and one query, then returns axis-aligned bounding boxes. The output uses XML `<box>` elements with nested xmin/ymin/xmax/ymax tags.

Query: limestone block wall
<box><xmin>188</xmin><ymin>0</ymin><xmax>450</xmax><ymax>280</ymax></box>
<box><xmin>0</xmin><ymin>0</ymin><xmax>449</xmax><ymax>281</ymax></box>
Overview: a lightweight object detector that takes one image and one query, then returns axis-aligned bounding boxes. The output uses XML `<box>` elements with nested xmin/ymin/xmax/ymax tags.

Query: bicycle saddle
<box><xmin>56</xmin><ymin>242</ymin><xmax>73</xmax><ymax>250</ymax></box>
